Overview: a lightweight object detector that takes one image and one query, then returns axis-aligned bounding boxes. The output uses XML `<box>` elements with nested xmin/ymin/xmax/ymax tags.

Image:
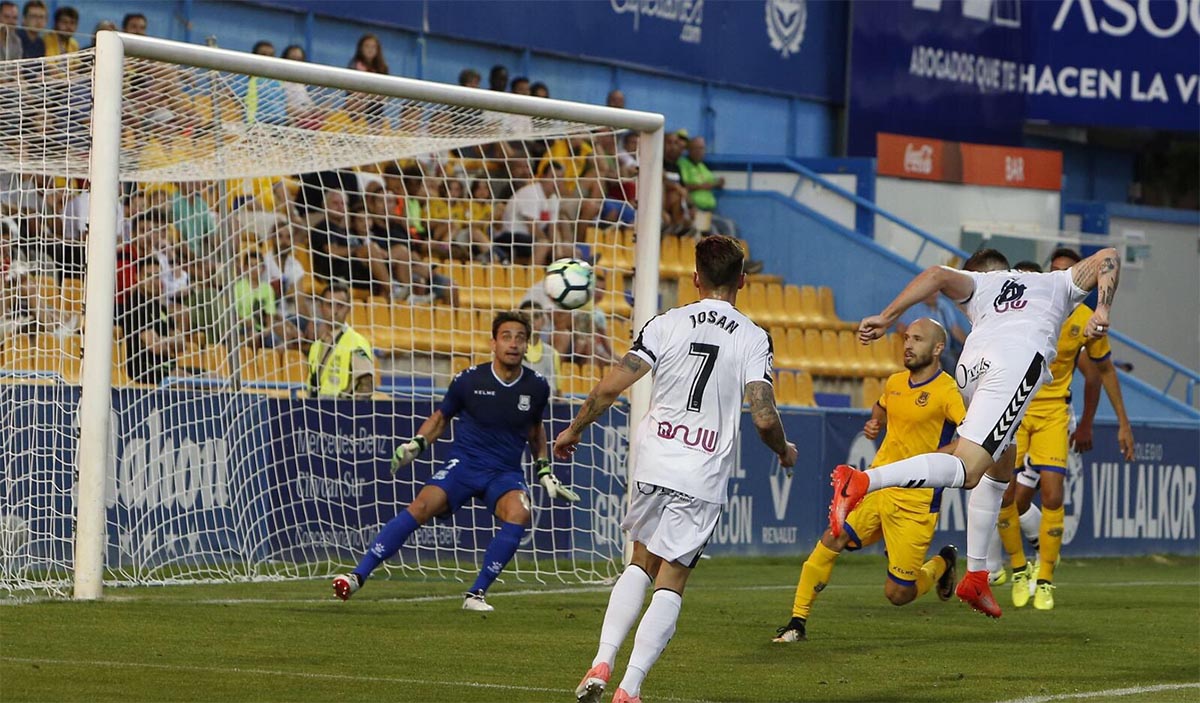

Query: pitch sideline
<box><xmin>994</xmin><ymin>682</ymin><xmax>1200</xmax><ymax>703</ymax></box>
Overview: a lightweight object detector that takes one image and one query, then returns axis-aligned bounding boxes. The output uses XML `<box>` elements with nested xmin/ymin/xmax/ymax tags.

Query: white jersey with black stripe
<box><xmin>954</xmin><ymin>268</ymin><xmax>1088</xmax><ymax>373</ymax></box>
<box><xmin>628</xmin><ymin>298</ymin><xmax>773</xmax><ymax>505</ymax></box>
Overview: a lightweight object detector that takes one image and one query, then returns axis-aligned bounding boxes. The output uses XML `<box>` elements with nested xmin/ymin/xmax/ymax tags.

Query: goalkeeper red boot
<box><xmin>332</xmin><ymin>573</ymin><xmax>360</xmax><ymax>601</ymax></box>
<box><xmin>574</xmin><ymin>662</ymin><xmax>610</xmax><ymax>703</ymax></box>
<box><xmin>956</xmin><ymin>569</ymin><xmax>1002</xmax><ymax>618</ymax></box>
<box><xmin>611</xmin><ymin>688</ymin><xmax>641</xmax><ymax>703</ymax></box>
<box><xmin>828</xmin><ymin>465</ymin><xmax>868</xmax><ymax>538</ymax></box>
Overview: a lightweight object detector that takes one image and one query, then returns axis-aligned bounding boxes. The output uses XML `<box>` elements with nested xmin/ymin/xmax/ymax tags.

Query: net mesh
<box><xmin>1</xmin><ymin>50</ymin><xmax>640</xmax><ymax>597</ymax></box>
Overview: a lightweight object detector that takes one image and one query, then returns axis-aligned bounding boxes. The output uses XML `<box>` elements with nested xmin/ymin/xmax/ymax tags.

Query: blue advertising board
<box><xmin>848</xmin><ymin>0</ymin><xmax>1200</xmax><ymax>155</ymax></box>
<box><xmin>259</xmin><ymin>0</ymin><xmax>846</xmax><ymax>101</ymax></box>
<box><xmin>0</xmin><ymin>385</ymin><xmax>1195</xmax><ymax>586</ymax></box>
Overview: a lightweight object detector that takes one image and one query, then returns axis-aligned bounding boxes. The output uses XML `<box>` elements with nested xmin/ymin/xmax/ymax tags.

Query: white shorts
<box><xmin>954</xmin><ymin>348</ymin><xmax>1048</xmax><ymax>462</ymax></box>
<box><xmin>622</xmin><ymin>482</ymin><xmax>722</xmax><ymax>568</ymax></box>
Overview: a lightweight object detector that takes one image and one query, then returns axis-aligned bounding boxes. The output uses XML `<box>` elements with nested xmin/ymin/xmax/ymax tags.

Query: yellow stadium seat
<box><xmin>658</xmin><ymin>235</ymin><xmax>683</xmax><ymax>278</ymax></box>
<box><xmin>450</xmin><ymin>355</ymin><xmax>473</xmax><ymax>377</ymax></box>
<box><xmin>861</xmin><ymin>376</ymin><xmax>883</xmax><ymax>409</ymax></box>
<box><xmin>799</xmin><ymin>285</ymin><xmax>823</xmax><ymax>328</ymax></box>
<box><xmin>761</xmin><ymin>283</ymin><xmax>786</xmax><ymax>327</ymax></box>
<box><xmin>769</xmin><ymin>327</ymin><xmax>794</xmax><ymax>368</ymax></box>
<box><xmin>794</xmin><ymin>370</ymin><xmax>816</xmax><ymax>407</ymax></box>
<box><xmin>745</xmin><ymin>283</ymin><xmax>768</xmax><ymax>325</ymax></box>
<box><xmin>826</xmin><ymin>330</ymin><xmax>857</xmax><ymax>377</ymax></box>
<box><xmin>775</xmin><ymin>369</ymin><xmax>797</xmax><ymax>406</ymax></box>
<box><xmin>803</xmin><ymin>328</ymin><xmax>832</xmax><ymax>376</ymax></box>
<box><xmin>61</xmin><ymin>277</ymin><xmax>86</xmax><ymax>316</ymax></box>
<box><xmin>678</xmin><ymin>235</ymin><xmax>696</xmax><ymax>277</ymax></box>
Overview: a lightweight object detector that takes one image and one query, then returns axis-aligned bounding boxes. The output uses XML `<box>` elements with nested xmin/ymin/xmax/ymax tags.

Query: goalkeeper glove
<box><xmin>536</xmin><ymin>458</ymin><xmax>580</xmax><ymax>503</ymax></box>
<box><xmin>390</xmin><ymin>436</ymin><xmax>429</xmax><ymax>474</ymax></box>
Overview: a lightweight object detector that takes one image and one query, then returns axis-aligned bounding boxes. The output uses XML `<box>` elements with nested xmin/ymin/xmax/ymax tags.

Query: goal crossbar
<box><xmin>70</xmin><ymin>31</ymin><xmax>665</xmax><ymax>600</ymax></box>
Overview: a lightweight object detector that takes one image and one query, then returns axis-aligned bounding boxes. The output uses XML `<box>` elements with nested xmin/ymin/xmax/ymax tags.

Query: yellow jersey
<box><xmin>873</xmin><ymin>370</ymin><xmax>967</xmax><ymax>512</ymax></box>
<box><xmin>1033</xmin><ymin>304</ymin><xmax>1111</xmax><ymax>404</ymax></box>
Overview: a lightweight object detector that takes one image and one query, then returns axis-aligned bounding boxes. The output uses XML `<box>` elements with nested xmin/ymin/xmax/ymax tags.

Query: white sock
<box><xmin>592</xmin><ymin>565</ymin><xmax>652</xmax><ymax>669</ymax></box>
<box><xmin>1020</xmin><ymin>503</ymin><xmax>1042</xmax><ymax>548</ymax></box>
<box><xmin>985</xmin><ymin>522</ymin><xmax>1003</xmax><ymax>574</ymax></box>
<box><xmin>619</xmin><ymin>589</ymin><xmax>682</xmax><ymax>698</ymax></box>
<box><xmin>967</xmin><ymin>475</ymin><xmax>1009</xmax><ymax>572</ymax></box>
<box><xmin>865</xmin><ymin>453</ymin><xmax>966</xmax><ymax>492</ymax></box>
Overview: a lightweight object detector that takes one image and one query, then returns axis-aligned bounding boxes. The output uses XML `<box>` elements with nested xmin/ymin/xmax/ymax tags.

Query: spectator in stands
<box><xmin>0</xmin><ymin>221</ymin><xmax>77</xmax><ymax>339</ymax></box>
<box><xmin>538</xmin><ymin>135</ymin><xmax>602</xmax><ymax>226</ymax></box>
<box><xmin>252</xmin><ymin>40</ymin><xmax>274</xmax><ymax>56</ymax></box>
<box><xmin>661</xmin><ymin>129</ymin><xmax>694</xmax><ymax>235</ymax></box>
<box><xmin>60</xmin><ymin>188</ymin><xmax>124</xmax><ymax>277</ymax></box>
<box><xmin>895</xmin><ymin>292</ymin><xmax>967</xmax><ymax>372</ymax></box>
<box><xmin>1</xmin><ymin>2</ymin><xmax>22</xmax><ymax>61</ymax></box>
<box><xmin>465</xmin><ymin>179</ymin><xmax>497</xmax><ymax>261</ymax></box>
<box><xmin>595</xmin><ymin>131</ymin><xmax>636</xmax><ymax>226</ymax></box>
<box><xmin>496</xmin><ymin>160</ymin><xmax>577</xmax><ymax>266</ymax></box>
<box><xmin>171</xmin><ymin>180</ymin><xmax>216</xmax><ymax>257</ymax></box>
<box><xmin>306</xmin><ymin>283</ymin><xmax>374</xmax><ymax>398</ymax></box>
<box><xmin>231</xmin><ymin>247</ymin><xmax>278</xmax><ymax>349</ymax></box>
<box><xmin>17</xmin><ymin>0</ymin><xmax>45</xmax><ymax>59</ymax></box>
<box><xmin>133</xmin><ymin>210</ymin><xmax>196</xmax><ymax>335</ymax></box>
<box><xmin>350</xmin><ymin>33</ymin><xmax>388</xmax><ymax>74</ymax></box>
<box><xmin>531</xmin><ymin>82</ymin><xmax>549</xmax><ymax>98</ymax></box>
<box><xmin>326</xmin><ymin>190</ymin><xmax>408</xmax><ymax>300</ymax></box>
<box><xmin>458</xmin><ymin>68</ymin><xmax>481</xmax><ymax>88</ymax></box>
<box><xmin>42</xmin><ymin>5</ymin><xmax>77</xmax><ymax>57</ymax></box>
<box><xmin>116</xmin><ymin>258</ymin><xmax>191</xmax><ymax>385</ymax></box>
<box><xmin>86</xmin><ymin>20</ymin><xmax>116</xmax><ymax>49</ymax></box>
<box><xmin>510</xmin><ymin>76</ymin><xmax>531</xmax><ymax>96</ymax></box>
<box><xmin>519</xmin><ymin>300</ymin><xmax>560</xmax><ymax>394</ymax></box>
<box><xmin>279</xmin><ymin>44</ymin><xmax>321</xmax><ymax>127</ymax></box>
<box><xmin>121</xmin><ymin>13</ymin><xmax>147</xmax><ymax>35</ymax></box>
<box><xmin>606</xmin><ymin>89</ymin><xmax>625</xmax><ymax>109</ymax></box>
<box><xmin>488</xmin><ymin>64</ymin><xmax>508</xmax><ymax>92</ymax></box>
<box><xmin>678</xmin><ymin>135</ymin><xmax>736</xmax><ymax>237</ymax></box>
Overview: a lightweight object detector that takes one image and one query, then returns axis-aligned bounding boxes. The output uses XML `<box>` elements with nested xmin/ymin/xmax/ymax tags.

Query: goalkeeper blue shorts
<box><xmin>427</xmin><ymin>458</ymin><xmax>528</xmax><ymax>516</ymax></box>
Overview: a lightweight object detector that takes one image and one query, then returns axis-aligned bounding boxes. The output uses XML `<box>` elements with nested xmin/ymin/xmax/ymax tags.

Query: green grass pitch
<box><xmin>2</xmin><ymin>555</ymin><xmax>1197</xmax><ymax>702</ymax></box>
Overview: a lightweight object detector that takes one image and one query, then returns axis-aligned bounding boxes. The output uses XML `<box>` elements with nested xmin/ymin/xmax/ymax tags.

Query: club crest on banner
<box><xmin>766</xmin><ymin>0</ymin><xmax>807</xmax><ymax>58</ymax></box>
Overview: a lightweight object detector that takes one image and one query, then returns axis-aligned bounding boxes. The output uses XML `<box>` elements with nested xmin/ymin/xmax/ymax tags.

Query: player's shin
<box><xmin>620</xmin><ymin>589</ymin><xmax>683</xmax><ymax>698</ymax></box>
<box><xmin>997</xmin><ymin>502</ymin><xmax>1027</xmax><ymax>569</ymax></box>
<box><xmin>594</xmin><ymin>565</ymin><xmax>653</xmax><ymax>669</ymax></box>
<box><xmin>468</xmin><ymin>521</ymin><xmax>527</xmax><ymax>595</ymax></box>
<box><xmin>864</xmin><ymin>453</ymin><xmax>966</xmax><ymax>492</ymax></box>
<box><xmin>355</xmin><ymin>510</ymin><xmax>421</xmax><ymax>579</ymax></box>
<box><xmin>966</xmin><ymin>475</ymin><xmax>1009</xmax><ymax>572</ymax></box>
<box><xmin>791</xmin><ymin>541</ymin><xmax>838</xmax><ymax>619</ymax></box>
<box><xmin>1038</xmin><ymin>506</ymin><xmax>1064</xmax><ymax>582</ymax></box>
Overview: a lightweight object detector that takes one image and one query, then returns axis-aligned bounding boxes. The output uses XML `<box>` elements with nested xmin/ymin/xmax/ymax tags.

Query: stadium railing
<box><xmin>707</xmin><ymin>154</ymin><xmax>1200</xmax><ymax>415</ymax></box>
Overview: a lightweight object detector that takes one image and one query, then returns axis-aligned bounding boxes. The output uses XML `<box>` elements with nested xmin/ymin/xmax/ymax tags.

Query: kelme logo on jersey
<box><xmin>517</xmin><ymin>394</ymin><xmax>531</xmax><ymax>411</ymax></box>
<box><xmin>766</xmin><ymin>0</ymin><xmax>807</xmax><ymax>57</ymax></box>
<box><xmin>656</xmin><ymin>420</ymin><xmax>719</xmax><ymax>453</ymax></box>
<box><xmin>993</xmin><ymin>278</ymin><xmax>1029</xmax><ymax>313</ymax></box>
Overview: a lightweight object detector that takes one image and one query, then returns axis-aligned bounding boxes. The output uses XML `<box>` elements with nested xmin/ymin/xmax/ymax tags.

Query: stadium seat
<box><xmin>60</xmin><ymin>277</ymin><xmax>85</xmax><ymax>316</ymax></box>
<box><xmin>861</xmin><ymin>376</ymin><xmax>882</xmax><ymax>408</ymax></box>
<box><xmin>774</xmin><ymin>369</ymin><xmax>796</xmax><ymax>406</ymax></box>
<box><xmin>794</xmin><ymin>370</ymin><xmax>816</xmax><ymax>407</ymax></box>
<box><xmin>761</xmin><ymin>283</ymin><xmax>786</xmax><ymax>326</ymax></box>
<box><xmin>802</xmin><ymin>328</ymin><xmax>832</xmax><ymax>376</ymax></box>
<box><xmin>745</xmin><ymin>282</ymin><xmax>768</xmax><ymax>324</ymax></box>
<box><xmin>819</xmin><ymin>286</ymin><xmax>859</xmax><ymax>331</ymax></box>
<box><xmin>769</xmin><ymin>326</ymin><xmax>794</xmax><ymax>368</ymax></box>
<box><xmin>658</xmin><ymin>235</ymin><xmax>683</xmax><ymax>277</ymax></box>
<box><xmin>450</xmin><ymin>355</ymin><xmax>472</xmax><ymax>377</ymax></box>
<box><xmin>833</xmin><ymin>330</ymin><xmax>863</xmax><ymax>377</ymax></box>
<box><xmin>799</xmin><ymin>285</ymin><xmax>824</xmax><ymax>328</ymax></box>
<box><xmin>609</xmin><ymin>317</ymin><xmax>633</xmax><ymax>357</ymax></box>
<box><xmin>677</xmin><ymin>235</ymin><xmax>696</xmax><ymax>276</ymax></box>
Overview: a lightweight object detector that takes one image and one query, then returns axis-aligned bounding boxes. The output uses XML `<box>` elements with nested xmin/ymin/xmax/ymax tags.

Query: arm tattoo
<box><xmin>569</xmin><ymin>393</ymin><xmax>608</xmax><ymax>434</ymax></box>
<box><xmin>1098</xmin><ymin>255</ymin><xmax>1119</xmax><ymax>307</ymax></box>
<box><xmin>746</xmin><ymin>381</ymin><xmax>788</xmax><ymax>455</ymax></box>
<box><xmin>620</xmin><ymin>353</ymin><xmax>646</xmax><ymax>373</ymax></box>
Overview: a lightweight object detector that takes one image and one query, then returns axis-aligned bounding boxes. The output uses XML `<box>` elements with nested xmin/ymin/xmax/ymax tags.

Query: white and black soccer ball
<box><xmin>542</xmin><ymin>258</ymin><xmax>595</xmax><ymax>310</ymax></box>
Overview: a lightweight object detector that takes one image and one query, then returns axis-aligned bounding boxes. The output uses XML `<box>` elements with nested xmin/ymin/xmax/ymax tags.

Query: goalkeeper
<box><xmin>333</xmin><ymin>311</ymin><xmax>580</xmax><ymax>611</ymax></box>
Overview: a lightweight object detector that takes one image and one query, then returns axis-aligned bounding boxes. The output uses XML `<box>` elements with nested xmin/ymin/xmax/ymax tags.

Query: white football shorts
<box><xmin>622</xmin><ymin>482</ymin><xmax>722</xmax><ymax>568</ymax></box>
<box><xmin>954</xmin><ymin>348</ymin><xmax>1048</xmax><ymax>462</ymax></box>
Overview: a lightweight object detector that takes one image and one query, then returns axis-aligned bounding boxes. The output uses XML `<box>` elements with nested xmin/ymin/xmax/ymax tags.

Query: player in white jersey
<box><xmin>554</xmin><ymin>235</ymin><xmax>798</xmax><ymax>703</ymax></box>
<box><xmin>828</xmin><ymin>246</ymin><xmax>1121</xmax><ymax>618</ymax></box>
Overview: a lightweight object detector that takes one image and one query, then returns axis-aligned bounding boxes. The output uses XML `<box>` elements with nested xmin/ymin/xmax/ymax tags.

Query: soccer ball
<box><xmin>542</xmin><ymin>258</ymin><xmax>595</xmax><ymax>310</ymax></box>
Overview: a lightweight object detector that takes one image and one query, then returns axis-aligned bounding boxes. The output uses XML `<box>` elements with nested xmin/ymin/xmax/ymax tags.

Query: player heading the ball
<box><xmin>555</xmin><ymin>234</ymin><xmax>798</xmax><ymax>703</ymax></box>
<box><xmin>332</xmin><ymin>311</ymin><xmax>580</xmax><ymax>611</ymax></box>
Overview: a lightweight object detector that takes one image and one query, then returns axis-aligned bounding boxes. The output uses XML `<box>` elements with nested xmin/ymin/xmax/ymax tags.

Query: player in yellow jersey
<box><xmin>998</xmin><ymin>250</ymin><xmax>1135</xmax><ymax>611</ymax></box>
<box><xmin>773</xmin><ymin>318</ymin><xmax>966</xmax><ymax>642</ymax></box>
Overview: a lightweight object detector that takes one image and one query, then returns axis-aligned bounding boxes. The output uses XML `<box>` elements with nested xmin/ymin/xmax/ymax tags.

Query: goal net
<box><xmin>0</xmin><ymin>36</ymin><xmax>663</xmax><ymax>599</ymax></box>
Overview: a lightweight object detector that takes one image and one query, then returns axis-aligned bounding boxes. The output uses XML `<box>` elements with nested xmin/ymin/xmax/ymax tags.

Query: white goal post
<box><xmin>32</xmin><ymin>32</ymin><xmax>664</xmax><ymax>600</ymax></box>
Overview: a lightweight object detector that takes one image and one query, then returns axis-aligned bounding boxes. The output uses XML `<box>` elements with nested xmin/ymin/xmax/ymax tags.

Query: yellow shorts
<box><xmin>1016</xmin><ymin>402</ymin><xmax>1070</xmax><ymax>473</ymax></box>
<box><xmin>843</xmin><ymin>489</ymin><xmax>939</xmax><ymax>587</ymax></box>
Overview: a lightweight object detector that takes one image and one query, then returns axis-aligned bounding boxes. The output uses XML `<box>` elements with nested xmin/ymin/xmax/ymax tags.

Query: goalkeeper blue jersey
<box><xmin>437</xmin><ymin>363</ymin><xmax>550</xmax><ymax>472</ymax></box>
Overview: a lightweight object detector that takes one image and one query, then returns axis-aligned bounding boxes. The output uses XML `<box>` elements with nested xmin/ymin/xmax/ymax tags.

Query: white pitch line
<box><xmin>0</xmin><ymin>656</ymin><xmax>721</xmax><ymax>703</ymax></box>
<box><xmin>994</xmin><ymin>682</ymin><xmax>1200</xmax><ymax>703</ymax></box>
